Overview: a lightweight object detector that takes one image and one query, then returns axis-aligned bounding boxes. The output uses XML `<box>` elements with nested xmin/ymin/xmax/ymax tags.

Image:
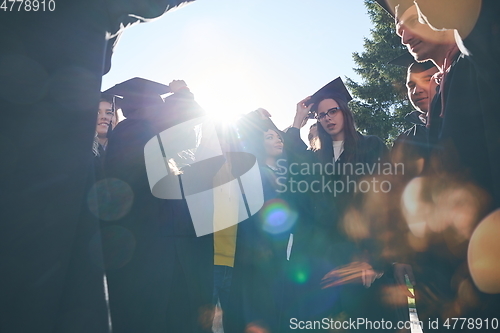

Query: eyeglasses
<box><xmin>315</xmin><ymin>107</ymin><xmax>340</xmax><ymax>120</ymax></box>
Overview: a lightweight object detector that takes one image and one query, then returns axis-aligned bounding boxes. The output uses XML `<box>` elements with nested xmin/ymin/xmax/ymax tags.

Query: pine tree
<box><xmin>346</xmin><ymin>0</ymin><xmax>415</xmax><ymax>144</ymax></box>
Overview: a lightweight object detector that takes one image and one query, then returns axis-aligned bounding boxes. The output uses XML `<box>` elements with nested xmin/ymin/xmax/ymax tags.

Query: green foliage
<box><xmin>346</xmin><ymin>0</ymin><xmax>415</xmax><ymax>145</ymax></box>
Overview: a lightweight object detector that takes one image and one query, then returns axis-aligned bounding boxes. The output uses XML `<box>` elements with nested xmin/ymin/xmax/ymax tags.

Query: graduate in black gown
<box><xmin>390</xmin><ymin>53</ymin><xmax>437</xmax><ymax>179</ymax></box>
<box><xmin>103</xmin><ymin>78</ymin><xmax>212</xmax><ymax>333</ymax></box>
<box><xmin>385</xmin><ymin>54</ymin><xmax>441</xmax><ymax>329</ymax></box>
<box><xmin>285</xmin><ymin>78</ymin><xmax>395</xmax><ymax>330</ymax></box>
<box><xmin>224</xmin><ymin>110</ymin><xmax>287</xmax><ymax>333</ymax></box>
<box><xmin>377</xmin><ymin>0</ymin><xmax>500</xmax><ymax>329</ymax></box>
<box><xmin>223</xmin><ymin>109</ymin><xmax>314</xmax><ymax>333</ymax></box>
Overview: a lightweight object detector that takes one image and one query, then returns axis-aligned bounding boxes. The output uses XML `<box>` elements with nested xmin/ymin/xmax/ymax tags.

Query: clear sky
<box><xmin>102</xmin><ymin>0</ymin><xmax>373</xmax><ymax>137</ymax></box>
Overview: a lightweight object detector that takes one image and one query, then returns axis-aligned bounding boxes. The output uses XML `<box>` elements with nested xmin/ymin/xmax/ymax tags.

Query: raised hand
<box><xmin>169</xmin><ymin>80</ymin><xmax>188</xmax><ymax>93</ymax></box>
<box><xmin>292</xmin><ymin>96</ymin><xmax>313</xmax><ymax>129</ymax></box>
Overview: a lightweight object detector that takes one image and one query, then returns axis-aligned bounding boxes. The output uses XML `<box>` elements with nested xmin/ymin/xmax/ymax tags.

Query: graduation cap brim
<box><xmin>306</xmin><ymin>77</ymin><xmax>352</xmax><ymax>112</ymax></box>
<box><xmin>102</xmin><ymin>77</ymin><xmax>170</xmax><ymax>113</ymax></box>
<box><xmin>103</xmin><ymin>77</ymin><xmax>171</xmax><ymax>97</ymax></box>
<box><xmin>375</xmin><ymin>0</ymin><xmax>393</xmax><ymax>16</ymax></box>
<box><xmin>235</xmin><ymin>111</ymin><xmax>286</xmax><ymax>154</ymax></box>
<box><xmin>389</xmin><ymin>52</ymin><xmax>436</xmax><ymax>72</ymax></box>
<box><xmin>388</xmin><ymin>52</ymin><xmax>416</xmax><ymax>67</ymax></box>
<box><xmin>100</xmin><ymin>93</ymin><xmax>116</xmax><ymax>103</ymax></box>
<box><xmin>259</xmin><ymin>117</ymin><xmax>285</xmax><ymax>139</ymax></box>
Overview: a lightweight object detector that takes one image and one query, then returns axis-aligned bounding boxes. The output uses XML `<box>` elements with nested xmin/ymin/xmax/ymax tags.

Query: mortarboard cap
<box><xmin>103</xmin><ymin>77</ymin><xmax>170</xmax><ymax>117</ymax></box>
<box><xmin>100</xmin><ymin>93</ymin><xmax>116</xmax><ymax>104</ymax></box>
<box><xmin>375</xmin><ymin>0</ymin><xmax>393</xmax><ymax>15</ymax></box>
<box><xmin>375</xmin><ymin>0</ymin><xmax>415</xmax><ymax>19</ymax></box>
<box><xmin>388</xmin><ymin>52</ymin><xmax>416</xmax><ymax>67</ymax></box>
<box><xmin>389</xmin><ymin>52</ymin><xmax>436</xmax><ymax>71</ymax></box>
<box><xmin>306</xmin><ymin>77</ymin><xmax>353</xmax><ymax>112</ymax></box>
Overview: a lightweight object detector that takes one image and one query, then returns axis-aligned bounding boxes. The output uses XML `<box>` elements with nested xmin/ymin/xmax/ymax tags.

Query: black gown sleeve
<box><xmin>459</xmin><ymin>0</ymin><xmax>500</xmax><ymax>207</ymax></box>
<box><xmin>359</xmin><ymin>134</ymin><xmax>389</xmax><ymax>165</ymax></box>
<box><xmin>105</xmin><ymin>118</ymin><xmax>156</xmax><ymax>189</ymax></box>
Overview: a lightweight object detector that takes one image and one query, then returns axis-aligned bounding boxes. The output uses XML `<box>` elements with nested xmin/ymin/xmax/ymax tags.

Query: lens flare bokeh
<box><xmin>468</xmin><ymin>209</ymin><xmax>500</xmax><ymax>294</ymax></box>
<box><xmin>401</xmin><ymin>176</ymin><xmax>488</xmax><ymax>243</ymax></box>
<box><xmin>259</xmin><ymin>199</ymin><xmax>297</xmax><ymax>235</ymax></box>
<box><xmin>100</xmin><ymin>225</ymin><xmax>136</xmax><ymax>270</ymax></box>
<box><xmin>87</xmin><ymin>178</ymin><xmax>134</xmax><ymax>221</ymax></box>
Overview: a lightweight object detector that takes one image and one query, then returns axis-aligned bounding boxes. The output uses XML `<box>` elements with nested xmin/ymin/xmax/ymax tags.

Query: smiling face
<box><xmin>396</xmin><ymin>5</ymin><xmax>455</xmax><ymax>63</ymax></box>
<box><xmin>317</xmin><ymin>98</ymin><xmax>345</xmax><ymax>141</ymax></box>
<box><xmin>407</xmin><ymin>66</ymin><xmax>438</xmax><ymax>113</ymax></box>
<box><xmin>263</xmin><ymin>129</ymin><xmax>283</xmax><ymax>157</ymax></box>
<box><xmin>96</xmin><ymin>101</ymin><xmax>115</xmax><ymax>138</ymax></box>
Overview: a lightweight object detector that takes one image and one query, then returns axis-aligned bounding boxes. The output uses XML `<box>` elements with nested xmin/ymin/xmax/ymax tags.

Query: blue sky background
<box><xmin>102</xmin><ymin>0</ymin><xmax>373</xmax><ymax>137</ymax></box>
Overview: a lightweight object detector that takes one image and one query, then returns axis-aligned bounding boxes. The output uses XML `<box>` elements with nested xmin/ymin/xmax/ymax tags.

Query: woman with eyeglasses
<box><xmin>290</xmin><ymin>78</ymin><xmax>388</xmax><ymax>244</ymax></box>
<box><xmin>285</xmin><ymin>78</ymin><xmax>393</xmax><ymax>330</ymax></box>
<box><xmin>293</xmin><ymin>92</ymin><xmax>386</xmax><ymax>166</ymax></box>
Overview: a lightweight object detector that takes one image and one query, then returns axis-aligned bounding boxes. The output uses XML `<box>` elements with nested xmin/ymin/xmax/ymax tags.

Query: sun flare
<box><xmin>191</xmin><ymin>66</ymin><xmax>260</xmax><ymax>124</ymax></box>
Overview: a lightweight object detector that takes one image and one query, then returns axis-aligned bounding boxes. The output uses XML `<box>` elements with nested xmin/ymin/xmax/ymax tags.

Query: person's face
<box><xmin>96</xmin><ymin>101</ymin><xmax>114</xmax><ymax>137</ymax></box>
<box><xmin>317</xmin><ymin>99</ymin><xmax>345</xmax><ymax>141</ymax></box>
<box><xmin>407</xmin><ymin>66</ymin><xmax>438</xmax><ymax>113</ymax></box>
<box><xmin>263</xmin><ymin>129</ymin><xmax>283</xmax><ymax>157</ymax></box>
<box><xmin>308</xmin><ymin>124</ymin><xmax>318</xmax><ymax>143</ymax></box>
<box><xmin>396</xmin><ymin>6</ymin><xmax>455</xmax><ymax>62</ymax></box>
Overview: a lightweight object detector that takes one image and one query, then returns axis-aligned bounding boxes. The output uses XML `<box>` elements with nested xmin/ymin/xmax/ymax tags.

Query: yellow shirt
<box><xmin>213</xmin><ymin>162</ymin><xmax>239</xmax><ymax>267</ymax></box>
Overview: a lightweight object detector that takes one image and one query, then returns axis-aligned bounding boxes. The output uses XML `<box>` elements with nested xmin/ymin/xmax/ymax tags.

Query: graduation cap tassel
<box><xmin>106</xmin><ymin>119</ymin><xmax>113</xmax><ymax>139</ymax></box>
<box><xmin>105</xmin><ymin>95</ymin><xmax>117</xmax><ymax>139</ymax></box>
<box><xmin>236</xmin><ymin>176</ymin><xmax>252</xmax><ymax>219</ymax></box>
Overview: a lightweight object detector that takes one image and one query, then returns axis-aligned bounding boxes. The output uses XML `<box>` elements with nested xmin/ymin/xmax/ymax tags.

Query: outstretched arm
<box><xmin>292</xmin><ymin>96</ymin><xmax>314</xmax><ymax>129</ymax></box>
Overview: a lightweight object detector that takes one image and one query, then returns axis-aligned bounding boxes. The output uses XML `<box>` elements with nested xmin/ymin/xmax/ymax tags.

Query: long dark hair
<box><xmin>233</xmin><ymin>112</ymin><xmax>276</xmax><ymax>161</ymax></box>
<box><xmin>247</xmin><ymin>124</ymin><xmax>283</xmax><ymax>165</ymax></box>
<box><xmin>315</xmin><ymin>94</ymin><xmax>359</xmax><ymax>163</ymax></box>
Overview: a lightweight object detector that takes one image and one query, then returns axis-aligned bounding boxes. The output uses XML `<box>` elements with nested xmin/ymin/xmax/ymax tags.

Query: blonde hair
<box><xmin>92</xmin><ymin>132</ymin><xmax>100</xmax><ymax>157</ymax></box>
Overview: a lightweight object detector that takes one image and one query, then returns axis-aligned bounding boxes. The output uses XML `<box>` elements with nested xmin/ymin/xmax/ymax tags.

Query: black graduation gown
<box><xmin>0</xmin><ymin>2</ymin><xmax>195</xmax><ymax>332</ymax></box>
<box><xmin>223</xmin><ymin>113</ymin><xmax>315</xmax><ymax>333</ymax></box>
<box><xmin>225</xmin><ymin>162</ymin><xmax>316</xmax><ymax>333</ymax></box>
<box><xmin>392</xmin><ymin>110</ymin><xmax>428</xmax><ymax>177</ymax></box>
<box><xmin>93</xmin><ymin>143</ymin><xmax>107</xmax><ymax>180</ymax></box>
<box><xmin>389</xmin><ymin>111</ymin><xmax>460</xmax><ymax>327</ymax></box>
<box><xmin>284</xmin><ymin>128</ymin><xmax>395</xmax><ymax>330</ymax></box>
<box><xmin>297</xmin><ymin>131</ymin><xmax>389</xmax><ymax>267</ymax></box>
<box><xmin>104</xmin><ymin>105</ymin><xmax>213</xmax><ymax>332</ymax></box>
<box><xmin>224</xmin><ymin>165</ymin><xmax>282</xmax><ymax>332</ymax></box>
<box><xmin>427</xmin><ymin>0</ymin><xmax>500</xmax><ymax>209</ymax></box>
<box><xmin>1</xmin><ymin>4</ymin><xmax>110</xmax><ymax>333</ymax></box>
